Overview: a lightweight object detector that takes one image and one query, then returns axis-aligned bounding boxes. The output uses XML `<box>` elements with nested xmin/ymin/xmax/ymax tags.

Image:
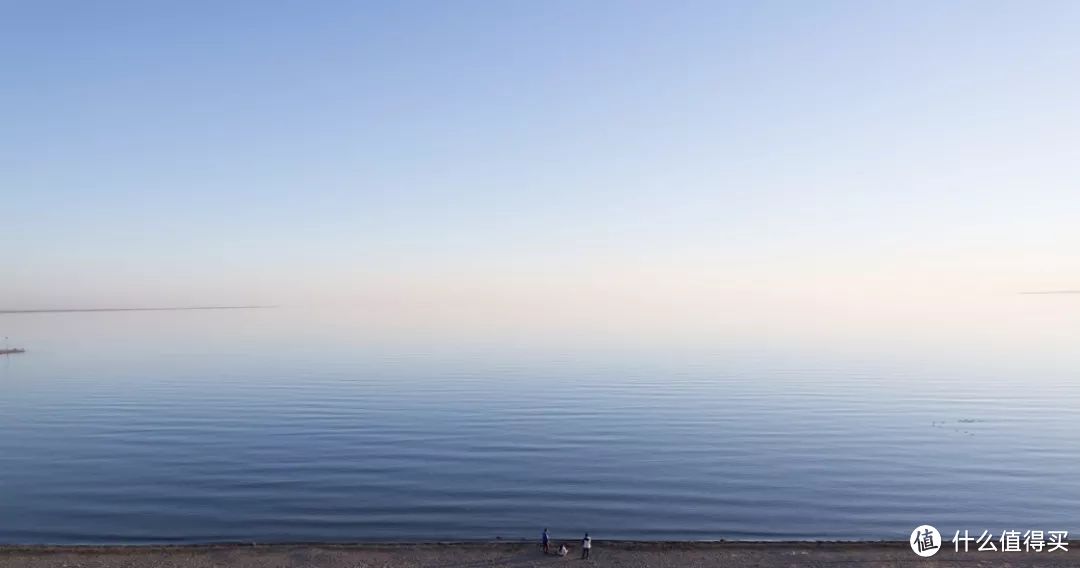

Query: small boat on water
<box><xmin>0</xmin><ymin>348</ymin><xmax>25</xmax><ymax>355</ymax></box>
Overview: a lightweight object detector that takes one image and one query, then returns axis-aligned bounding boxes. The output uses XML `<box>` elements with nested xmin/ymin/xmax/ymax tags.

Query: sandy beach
<box><xmin>1</xmin><ymin>542</ymin><xmax>1073</xmax><ymax>567</ymax></box>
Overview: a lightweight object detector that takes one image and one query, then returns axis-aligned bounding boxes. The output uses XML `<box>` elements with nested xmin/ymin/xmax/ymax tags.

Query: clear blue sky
<box><xmin>3</xmin><ymin>1</ymin><xmax>1078</xmax><ymax>328</ymax></box>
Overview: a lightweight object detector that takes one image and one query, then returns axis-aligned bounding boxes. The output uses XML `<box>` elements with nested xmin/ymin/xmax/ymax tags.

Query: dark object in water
<box><xmin>0</xmin><ymin>348</ymin><xmax>25</xmax><ymax>355</ymax></box>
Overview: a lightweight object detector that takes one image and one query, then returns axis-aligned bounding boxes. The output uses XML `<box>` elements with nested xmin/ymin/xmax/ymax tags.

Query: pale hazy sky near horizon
<box><xmin>3</xmin><ymin>1</ymin><xmax>1078</xmax><ymax>345</ymax></box>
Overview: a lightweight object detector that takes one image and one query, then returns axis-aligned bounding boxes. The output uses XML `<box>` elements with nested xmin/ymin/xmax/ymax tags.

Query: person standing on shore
<box><xmin>542</xmin><ymin>528</ymin><xmax>550</xmax><ymax>554</ymax></box>
<box><xmin>581</xmin><ymin>533</ymin><xmax>591</xmax><ymax>559</ymax></box>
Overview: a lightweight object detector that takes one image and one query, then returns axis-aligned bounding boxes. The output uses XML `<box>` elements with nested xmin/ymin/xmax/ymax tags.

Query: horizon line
<box><xmin>0</xmin><ymin>305</ymin><xmax>277</xmax><ymax>315</ymax></box>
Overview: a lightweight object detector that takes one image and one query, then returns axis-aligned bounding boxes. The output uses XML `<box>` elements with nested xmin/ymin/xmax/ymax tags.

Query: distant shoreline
<box><xmin>0</xmin><ymin>306</ymin><xmax>274</xmax><ymax>315</ymax></box>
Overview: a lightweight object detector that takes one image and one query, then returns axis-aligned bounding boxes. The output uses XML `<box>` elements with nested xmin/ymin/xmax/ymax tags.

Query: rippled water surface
<box><xmin>1</xmin><ymin>309</ymin><xmax>1078</xmax><ymax>543</ymax></box>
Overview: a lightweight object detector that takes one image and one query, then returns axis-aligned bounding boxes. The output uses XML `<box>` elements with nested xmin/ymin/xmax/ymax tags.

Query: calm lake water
<box><xmin>1</xmin><ymin>308</ymin><xmax>1078</xmax><ymax>544</ymax></box>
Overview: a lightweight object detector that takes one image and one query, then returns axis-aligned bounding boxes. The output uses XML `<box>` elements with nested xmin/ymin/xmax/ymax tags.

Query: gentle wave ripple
<box><xmin>2</xmin><ymin>349</ymin><xmax>1079</xmax><ymax>543</ymax></box>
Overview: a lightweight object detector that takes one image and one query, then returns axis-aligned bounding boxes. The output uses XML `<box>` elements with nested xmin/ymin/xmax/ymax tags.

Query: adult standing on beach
<box><xmin>542</xmin><ymin>528</ymin><xmax>550</xmax><ymax>554</ymax></box>
<box><xmin>581</xmin><ymin>533</ymin><xmax>591</xmax><ymax>559</ymax></box>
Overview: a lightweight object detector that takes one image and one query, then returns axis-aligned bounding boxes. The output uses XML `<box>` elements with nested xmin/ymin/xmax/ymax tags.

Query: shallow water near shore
<box><xmin>1</xmin><ymin>307</ymin><xmax>1078</xmax><ymax>544</ymax></box>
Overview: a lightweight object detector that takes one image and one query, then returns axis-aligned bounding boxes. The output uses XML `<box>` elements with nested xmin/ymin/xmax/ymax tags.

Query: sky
<box><xmin>2</xmin><ymin>0</ymin><xmax>1078</xmax><ymax>346</ymax></box>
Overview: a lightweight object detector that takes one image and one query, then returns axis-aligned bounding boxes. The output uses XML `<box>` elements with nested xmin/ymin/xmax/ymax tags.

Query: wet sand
<box><xmin>1</xmin><ymin>542</ymin><xmax>1073</xmax><ymax>567</ymax></box>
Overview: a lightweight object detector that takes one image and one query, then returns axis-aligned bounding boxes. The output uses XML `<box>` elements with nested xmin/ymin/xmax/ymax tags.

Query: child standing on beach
<box><xmin>581</xmin><ymin>533</ymin><xmax>591</xmax><ymax>559</ymax></box>
<box><xmin>542</xmin><ymin>528</ymin><xmax>550</xmax><ymax>554</ymax></box>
